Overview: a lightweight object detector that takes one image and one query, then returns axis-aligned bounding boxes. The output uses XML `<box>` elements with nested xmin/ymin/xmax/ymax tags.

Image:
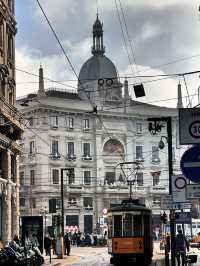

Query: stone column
<box><xmin>2</xmin><ymin>150</ymin><xmax>12</xmax><ymax>243</ymax></box>
<box><xmin>12</xmin><ymin>155</ymin><xmax>20</xmax><ymax>236</ymax></box>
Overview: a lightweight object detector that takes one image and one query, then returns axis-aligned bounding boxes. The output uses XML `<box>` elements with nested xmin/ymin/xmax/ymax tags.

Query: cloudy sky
<box><xmin>15</xmin><ymin>0</ymin><xmax>200</xmax><ymax>107</ymax></box>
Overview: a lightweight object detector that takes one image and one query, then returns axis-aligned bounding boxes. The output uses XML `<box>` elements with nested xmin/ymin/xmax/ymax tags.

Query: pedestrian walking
<box><xmin>175</xmin><ymin>230</ymin><xmax>189</xmax><ymax>266</ymax></box>
<box><xmin>44</xmin><ymin>234</ymin><xmax>52</xmax><ymax>257</ymax></box>
<box><xmin>64</xmin><ymin>233</ymin><xmax>71</xmax><ymax>256</ymax></box>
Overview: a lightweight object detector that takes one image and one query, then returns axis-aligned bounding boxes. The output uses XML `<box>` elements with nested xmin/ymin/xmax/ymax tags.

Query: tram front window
<box><xmin>123</xmin><ymin>213</ymin><xmax>132</xmax><ymax>237</ymax></box>
<box><xmin>123</xmin><ymin>214</ymin><xmax>143</xmax><ymax>237</ymax></box>
<box><xmin>114</xmin><ymin>215</ymin><xmax>122</xmax><ymax>237</ymax></box>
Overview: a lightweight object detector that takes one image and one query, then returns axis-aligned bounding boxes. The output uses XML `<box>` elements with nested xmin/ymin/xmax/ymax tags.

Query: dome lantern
<box><xmin>92</xmin><ymin>15</ymin><xmax>105</xmax><ymax>55</ymax></box>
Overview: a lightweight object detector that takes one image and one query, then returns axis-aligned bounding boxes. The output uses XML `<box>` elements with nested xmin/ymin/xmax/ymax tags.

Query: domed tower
<box><xmin>78</xmin><ymin>15</ymin><xmax>122</xmax><ymax>105</ymax></box>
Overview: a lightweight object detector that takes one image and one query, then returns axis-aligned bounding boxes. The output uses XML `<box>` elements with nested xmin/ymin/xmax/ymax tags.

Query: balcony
<box><xmin>50</xmin><ymin>153</ymin><xmax>61</xmax><ymax>160</ymax></box>
<box><xmin>83</xmin><ymin>127</ymin><xmax>89</xmax><ymax>132</ymax></box>
<box><xmin>0</xmin><ymin>95</ymin><xmax>23</xmax><ymax>132</ymax></box>
<box><xmin>82</xmin><ymin>155</ymin><xmax>92</xmax><ymax>161</ymax></box>
<box><xmin>67</xmin><ymin>154</ymin><xmax>76</xmax><ymax>161</ymax></box>
<box><xmin>66</xmin><ymin>126</ymin><xmax>74</xmax><ymax>131</ymax></box>
<box><xmin>151</xmin><ymin>158</ymin><xmax>161</xmax><ymax>165</ymax></box>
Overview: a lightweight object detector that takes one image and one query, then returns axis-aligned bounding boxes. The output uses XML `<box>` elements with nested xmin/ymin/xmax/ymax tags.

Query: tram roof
<box><xmin>108</xmin><ymin>199</ymin><xmax>151</xmax><ymax>213</ymax></box>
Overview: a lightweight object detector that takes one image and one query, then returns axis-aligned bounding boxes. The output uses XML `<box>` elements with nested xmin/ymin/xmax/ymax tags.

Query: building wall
<box><xmin>0</xmin><ymin>0</ymin><xmax>23</xmax><ymax>242</ymax></box>
<box><xmin>18</xmin><ymin>95</ymin><xmax>185</xmax><ymax>234</ymax></box>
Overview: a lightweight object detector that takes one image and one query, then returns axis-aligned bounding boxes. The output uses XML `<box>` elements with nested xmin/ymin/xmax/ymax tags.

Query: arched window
<box><xmin>103</xmin><ymin>139</ymin><xmax>124</xmax><ymax>157</ymax></box>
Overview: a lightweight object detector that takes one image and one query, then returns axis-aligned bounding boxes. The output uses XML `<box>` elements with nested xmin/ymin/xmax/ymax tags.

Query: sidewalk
<box><xmin>43</xmin><ymin>254</ymin><xmax>81</xmax><ymax>266</ymax></box>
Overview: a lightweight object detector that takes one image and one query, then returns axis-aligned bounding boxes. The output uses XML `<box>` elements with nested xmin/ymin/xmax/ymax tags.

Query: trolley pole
<box><xmin>148</xmin><ymin>117</ymin><xmax>176</xmax><ymax>266</ymax></box>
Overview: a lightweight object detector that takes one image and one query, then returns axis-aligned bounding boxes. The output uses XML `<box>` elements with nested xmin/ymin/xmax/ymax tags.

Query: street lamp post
<box><xmin>60</xmin><ymin>168</ymin><xmax>70</xmax><ymax>258</ymax></box>
<box><xmin>40</xmin><ymin>206</ymin><xmax>48</xmax><ymax>235</ymax></box>
<box><xmin>148</xmin><ymin>117</ymin><xmax>176</xmax><ymax>266</ymax></box>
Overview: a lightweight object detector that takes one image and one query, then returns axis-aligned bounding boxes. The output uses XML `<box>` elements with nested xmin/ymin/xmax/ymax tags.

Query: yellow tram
<box><xmin>107</xmin><ymin>199</ymin><xmax>153</xmax><ymax>265</ymax></box>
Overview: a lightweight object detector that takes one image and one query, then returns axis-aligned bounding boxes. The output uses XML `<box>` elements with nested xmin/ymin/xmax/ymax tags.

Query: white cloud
<box><xmin>141</xmin><ymin>22</ymin><xmax>161</xmax><ymax>40</ymax></box>
<box><xmin>15</xmin><ymin>46</ymin><xmax>77</xmax><ymax>98</ymax></box>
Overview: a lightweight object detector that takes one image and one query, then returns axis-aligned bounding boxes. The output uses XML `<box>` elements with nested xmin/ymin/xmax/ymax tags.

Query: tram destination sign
<box><xmin>179</xmin><ymin>108</ymin><xmax>200</xmax><ymax>144</ymax></box>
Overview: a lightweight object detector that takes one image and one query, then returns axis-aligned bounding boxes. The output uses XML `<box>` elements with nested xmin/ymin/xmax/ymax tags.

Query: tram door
<box><xmin>84</xmin><ymin>215</ymin><xmax>93</xmax><ymax>234</ymax></box>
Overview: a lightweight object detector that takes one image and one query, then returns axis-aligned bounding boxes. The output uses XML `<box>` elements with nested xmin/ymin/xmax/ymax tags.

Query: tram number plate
<box><xmin>112</xmin><ymin>237</ymin><xmax>144</xmax><ymax>253</ymax></box>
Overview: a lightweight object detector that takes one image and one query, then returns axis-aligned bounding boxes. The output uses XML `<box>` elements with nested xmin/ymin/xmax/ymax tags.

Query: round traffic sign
<box><xmin>180</xmin><ymin>146</ymin><xmax>200</xmax><ymax>183</ymax></box>
<box><xmin>174</xmin><ymin>176</ymin><xmax>187</xmax><ymax>189</ymax></box>
<box><xmin>189</xmin><ymin>121</ymin><xmax>200</xmax><ymax>138</ymax></box>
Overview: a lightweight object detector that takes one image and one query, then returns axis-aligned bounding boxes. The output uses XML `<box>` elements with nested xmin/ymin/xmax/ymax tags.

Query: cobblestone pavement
<box><xmin>43</xmin><ymin>244</ymin><xmax>167</xmax><ymax>266</ymax></box>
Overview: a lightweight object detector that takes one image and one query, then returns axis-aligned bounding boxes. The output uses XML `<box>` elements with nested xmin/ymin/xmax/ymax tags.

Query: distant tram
<box><xmin>107</xmin><ymin>199</ymin><xmax>153</xmax><ymax>265</ymax></box>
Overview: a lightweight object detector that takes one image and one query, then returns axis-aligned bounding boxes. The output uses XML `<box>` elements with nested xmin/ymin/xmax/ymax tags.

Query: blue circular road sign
<box><xmin>180</xmin><ymin>146</ymin><xmax>200</xmax><ymax>183</ymax></box>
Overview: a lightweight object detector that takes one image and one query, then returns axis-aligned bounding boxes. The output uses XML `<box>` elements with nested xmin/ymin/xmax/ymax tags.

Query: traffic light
<box><xmin>57</xmin><ymin>215</ymin><xmax>61</xmax><ymax>226</ymax></box>
<box><xmin>160</xmin><ymin>212</ymin><xmax>167</xmax><ymax>224</ymax></box>
<box><xmin>52</xmin><ymin>215</ymin><xmax>57</xmax><ymax>226</ymax></box>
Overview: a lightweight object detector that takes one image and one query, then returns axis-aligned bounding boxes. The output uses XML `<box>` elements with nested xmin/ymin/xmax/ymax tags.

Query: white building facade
<box><xmin>17</xmin><ymin>17</ymin><xmax>185</xmax><ymax>234</ymax></box>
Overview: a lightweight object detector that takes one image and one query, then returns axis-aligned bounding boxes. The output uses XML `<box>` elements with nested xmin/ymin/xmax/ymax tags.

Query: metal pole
<box><xmin>167</xmin><ymin>117</ymin><xmax>176</xmax><ymax>266</ymax></box>
<box><xmin>61</xmin><ymin>169</ymin><xmax>64</xmax><ymax>239</ymax></box>
<box><xmin>60</xmin><ymin>168</ymin><xmax>67</xmax><ymax>259</ymax></box>
<box><xmin>45</xmin><ymin>214</ymin><xmax>47</xmax><ymax>234</ymax></box>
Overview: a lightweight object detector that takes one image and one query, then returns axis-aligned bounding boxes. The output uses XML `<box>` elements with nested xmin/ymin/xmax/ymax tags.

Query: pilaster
<box><xmin>2</xmin><ymin>150</ymin><xmax>12</xmax><ymax>242</ymax></box>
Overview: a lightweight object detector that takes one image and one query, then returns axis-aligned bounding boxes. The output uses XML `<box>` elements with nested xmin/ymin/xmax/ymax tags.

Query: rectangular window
<box><xmin>20</xmin><ymin>198</ymin><xmax>25</xmax><ymax>207</ymax></box>
<box><xmin>52</xmin><ymin>140</ymin><xmax>59</xmax><ymax>155</ymax></box>
<box><xmin>152</xmin><ymin>146</ymin><xmax>160</xmax><ymax>162</ymax></box>
<box><xmin>136</xmin><ymin>172</ymin><xmax>143</xmax><ymax>186</ymax></box>
<box><xmin>68</xmin><ymin>168</ymin><xmax>75</xmax><ymax>184</ymax></box>
<box><xmin>136</xmin><ymin>122</ymin><xmax>142</xmax><ymax>134</ymax></box>
<box><xmin>68</xmin><ymin>142</ymin><xmax>74</xmax><ymax>156</ymax></box>
<box><xmin>20</xmin><ymin>172</ymin><xmax>24</xmax><ymax>186</ymax></box>
<box><xmin>66</xmin><ymin>215</ymin><xmax>79</xmax><ymax>227</ymax></box>
<box><xmin>30</xmin><ymin>198</ymin><xmax>36</xmax><ymax>209</ymax></box>
<box><xmin>52</xmin><ymin>169</ymin><xmax>59</xmax><ymax>184</ymax></box>
<box><xmin>83</xmin><ymin>143</ymin><xmax>90</xmax><ymax>157</ymax></box>
<box><xmin>83</xmin><ymin>119</ymin><xmax>89</xmax><ymax>130</ymax></box>
<box><xmin>83</xmin><ymin>197</ymin><xmax>93</xmax><ymax>208</ymax></box>
<box><xmin>51</xmin><ymin>116</ymin><xmax>58</xmax><ymax>128</ymax></box>
<box><xmin>49</xmin><ymin>198</ymin><xmax>61</xmax><ymax>213</ymax></box>
<box><xmin>30</xmin><ymin>170</ymin><xmax>35</xmax><ymax>185</ymax></box>
<box><xmin>29</xmin><ymin>141</ymin><xmax>35</xmax><ymax>154</ymax></box>
<box><xmin>105</xmin><ymin>172</ymin><xmax>115</xmax><ymax>185</ymax></box>
<box><xmin>136</xmin><ymin>145</ymin><xmax>143</xmax><ymax>159</ymax></box>
<box><xmin>152</xmin><ymin>172</ymin><xmax>160</xmax><ymax>186</ymax></box>
<box><xmin>84</xmin><ymin>171</ymin><xmax>91</xmax><ymax>185</ymax></box>
<box><xmin>68</xmin><ymin>117</ymin><xmax>74</xmax><ymax>129</ymax></box>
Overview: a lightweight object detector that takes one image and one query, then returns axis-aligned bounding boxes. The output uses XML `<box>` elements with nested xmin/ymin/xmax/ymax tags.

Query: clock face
<box><xmin>175</xmin><ymin>177</ymin><xmax>186</xmax><ymax>189</ymax></box>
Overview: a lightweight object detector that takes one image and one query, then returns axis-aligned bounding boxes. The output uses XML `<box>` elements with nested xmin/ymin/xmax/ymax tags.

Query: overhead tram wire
<box><xmin>16</xmin><ymin>67</ymin><xmax>77</xmax><ymax>90</ymax></box>
<box><xmin>114</xmin><ymin>0</ymin><xmax>136</xmax><ymax>77</ymax></box>
<box><xmin>118</xmin><ymin>0</ymin><xmax>142</xmax><ymax>83</ymax></box>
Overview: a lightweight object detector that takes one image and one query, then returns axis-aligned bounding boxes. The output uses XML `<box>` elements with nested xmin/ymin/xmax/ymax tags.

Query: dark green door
<box><xmin>84</xmin><ymin>215</ymin><xmax>93</xmax><ymax>234</ymax></box>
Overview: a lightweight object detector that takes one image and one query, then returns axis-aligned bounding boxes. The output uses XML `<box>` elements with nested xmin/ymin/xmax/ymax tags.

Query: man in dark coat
<box><xmin>64</xmin><ymin>233</ymin><xmax>70</xmax><ymax>256</ymax></box>
<box><xmin>175</xmin><ymin>230</ymin><xmax>189</xmax><ymax>266</ymax></box>
<box><xmin>44</xmin><ymin>234</ymin><xmax>51</xmax><ymax>256</ymax></box>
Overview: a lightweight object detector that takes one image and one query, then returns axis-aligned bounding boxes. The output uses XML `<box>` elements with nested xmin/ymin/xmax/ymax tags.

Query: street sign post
<box><xmin>175</xmin><ymin>212</ymin><xmax>191</xmax><ymax>224</ymax></box>
<box><xmin>161</xmin><ymin>195</ymin><xmax>173</xmax><ymax>210</ymax></box>
<box><xmin>186</xmin><ymin>184</ymin><xmax>200</xmax><ymax>199</ymax></box>
<box><xmin>179</xmin><ymin>108</ymin><xmax>200</xmax><ymax>144</ymax></box>
<box><xmin>180</xmin><ymin>146</ymin><xmax>200</xmax><ymax>183</ymax></box>
<box><xmin>172</xmin><ymin>175</ymin><xmax>188</xmax><ymax>203</ymax></box>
